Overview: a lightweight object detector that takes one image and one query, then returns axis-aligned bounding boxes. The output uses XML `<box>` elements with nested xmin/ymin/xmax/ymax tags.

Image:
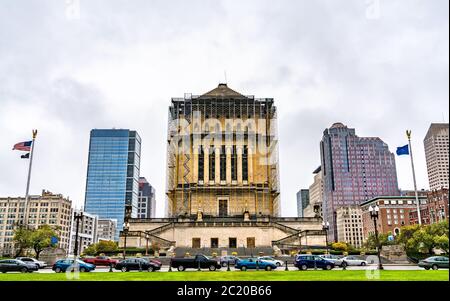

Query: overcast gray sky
<box><xmin>0</xmin><ymin>0</ymin><xmax>448</xmax><ymax>217</ymax></box>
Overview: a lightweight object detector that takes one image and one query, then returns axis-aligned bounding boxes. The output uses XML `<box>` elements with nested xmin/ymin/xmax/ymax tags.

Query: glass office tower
<box><xmin>84</xmin><ymin>129</ymin><xmax>141</xmax><ymax>239</ymax></box>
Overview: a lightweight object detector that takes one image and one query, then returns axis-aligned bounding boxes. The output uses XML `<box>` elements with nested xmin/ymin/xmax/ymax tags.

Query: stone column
<box><xmin>248</xmin><ymin>146</ymin><xmax>254</xmax><ymax>183</ymax></box>
<box><xmin>215</xmin><ymin>146</ymin><xmax>221</xmax><ymax>184</ymax></box>
<box><xmin>204</xmin><ymin>147</ymin><xmax>209</xmax><ymax>185</ymax></box>
<box><xmin>193</xmin><ymin>146</ymin><xmax>199</xmax><ymax>184</ymax></box>
<box><xmin>226</xmin><ymin>146</ymin><xmax>232</xmax><ymax>184</ymax></box>
<box><xmin>237</xmin><ymin>146</ymin><xmax>243</xmax><ymax>185</ymax></box>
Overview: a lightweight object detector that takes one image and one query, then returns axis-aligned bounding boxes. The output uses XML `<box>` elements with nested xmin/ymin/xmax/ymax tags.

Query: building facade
<box><xmin>424</xmin><ymin>123</ymin><xmax>449</xmax><ymax>191</ymax></box>
<box><xmin>361</xmin><ymin>196</ymin><xmax>427</xmax><ymax>239</ymax></box>
<box><xmin>296</xmin><ymin>189</ymin><xmax>309</xmax><ymax>217</ymax></box>
<box><xmin>138</xmin><ymin>177</ymin><xmax>156</xmax><ymax>219</ymax></box>
<box><xmin>68</xmin><ymin>211</ymin><xmax>98</xmax><ymax>255</ymax></box>
<box><xmin>0</xmin><ymin>190</ymin><xmax>72</xmax><ymax>256</ymax></box>
<box><xmin>335</xmin><ymin>206</ymin><xmax>364</xmax><ymax>248</ymax></box>
<box><xmin>304</xmin><ymin>166</ymin><xmax>324</xmax><ymax>218</ymax></box>
<box><xmin>121</xmin><ymin>84</ymin><xmax>325</xmax><ymax>254</ymax></box>
<box><xmin>84</xmin><ymin>129</ymin><xmax>141</xmax><ymax>239</ymax></box>
<box><xmin>320</xmin><ymin>123</ymin><xmax>400</xmax><ymax>242</ymax></box>
<box><xmin>409</xmin><ymin>189</ymin><xmax>449</xmax><ymax>225</ymax></box>
<box><xmin>97</xmin><ymin>218</ymin><xmax>117</xmax><ymax>241</ymax></box>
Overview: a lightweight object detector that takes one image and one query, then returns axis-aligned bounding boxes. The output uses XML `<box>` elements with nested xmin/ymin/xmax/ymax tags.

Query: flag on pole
<box><xmin>396</xmin><ymin>145</ymin><xmax>409</xmax><ymax>156</ymax></box>
<box><xmin>13</xmin><ymin>141</ymin><xmax>32</xmax><ymax>151</ymax></box>
<box><xmin>21</xmin><ymin>153</ymin><xmax>30</xmax><ymax>159</ymax></box>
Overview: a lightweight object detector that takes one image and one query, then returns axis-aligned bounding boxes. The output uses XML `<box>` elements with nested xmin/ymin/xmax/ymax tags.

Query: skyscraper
<box><xmin>138</xmin><ymin>177</ymin><xmax>156</xmax><ymax>218</ymax></box>
<box><xmin>296</xmin><ymin>189</ymin><xmax>309</xmax><ymax>217</ymax></box>
<box><xmin>424</xmin><ymin>123</ymin><xmax>449</xmax><ymax>191</ymax></box>
<box><xmin>84</xmin><ymin>129</ymin><xmax>141</xmax><ymax>239</ymax></box>
<box><xmin>320</xmin><ymin>123</ymin><xmax>399</xmax><ymax>242</ymax></box>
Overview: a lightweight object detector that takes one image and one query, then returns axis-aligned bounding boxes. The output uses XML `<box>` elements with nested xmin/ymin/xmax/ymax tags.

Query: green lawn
<box><xmin>0</xmin><ymin>270</ymin><xmax>448</xmax><ymax>281</ymax></box>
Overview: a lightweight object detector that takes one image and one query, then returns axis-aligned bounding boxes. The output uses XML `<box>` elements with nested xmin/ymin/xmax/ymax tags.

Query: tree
<box><xmin>13</xmin><ymin>226</ymin><xmax>33</xmax><ymax>257</ymax></box>
<box><xmin>30</xmin><ymin>225</ymin><xmax>60</xmax><ymax>259</ymax></box>
<box><xmin>96</xmin><ymin>241</ymin><xmax>118</xmax><ymax>254</ymax></box>
<box><xmin>434</xmin><ymin>235</ymin><xmax>449</xmax><ymax>254</ymax></box>
<box><xmin>408</xmin><ymin>228</ymin><xmax>435</xmax><ymax>255</ymax></box>
<box><xmin>363</xmin><ymin>233</ymin><xmax>393</xmax><ymax>250</ymax></box>
<box><xmin>331</xmin><ymin>242</ymin><xmax>348</xmax><ymax>252</ymax></box>
<box><xmin>397</xmin><ymin>224</ymin><xmax>420</xmax><ymax>250</ymax></box>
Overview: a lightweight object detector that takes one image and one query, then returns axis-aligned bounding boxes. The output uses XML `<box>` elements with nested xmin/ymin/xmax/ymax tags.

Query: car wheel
<box><xmin>265</xmin><ymin>266</ymin><xmax>272</xmax><ymax>271</ymax></box>
<box><xmin>148</xmin><ymin>266</ymin><xmax>154</xmax><ymax>272</ymax></box>
<box><xmin>361</xmin><ymin>262</ymin><xmax>366</xmax><ymax>266</ymax></box>
<box><xmin>300</xmin><ymin>264</ymin><xmax>308</xmax><ymax>271</ymax></box>
<box><xmin>424</xmin><ymin>267</ymin><xmax>430</xmax><ymax>270</ymax></box>
<box><xmin>20</xmin><ymin>267</ymin><xmax>28</xmax><ymax>273</ymax></box>
<box><xmin>222</xmin><ymin>262</ymin><xmax>227</xmax><ymax>267</ymax></box>
<box><xmin>241</xmin><ymin>266</ymin><xmax>247</xmax><ymax>271</ymax></box>
<box><xmin>177</xmin><ymin>265</ymin><xmax>185</xmax><ymax>272</ymax></box>
<box><xmin>80</xmin><ymin>267</ymin><xmax>87</xmax><ymax>273</ymax></box>
<box><xmin>325</xmin><ymin>265</ymin><xmax>332</xmax><ymax>270</ymax></box>
<box><xmin>276</xmin><ymin>262</ymin><xmax>281</xmax><ymax>267</ymax></box>
<box><xmin>1</xmin><ymin>271</ymin><xmax>6</xmax><ymax>274</ymax></box>
<box><xmin>121</xmin><ymin>267</ymin><xmax>128</xmax><ymax>272</ymax></box>
<box><xmin>432</xmin><ymin>265</ymin><xmax>439</xmax><ymax>270</ymax></box>
<box><xmin>209</xmin><ymin>265</ymin><xmax>217</xmax><ymax>271</ymax></box>
<box><xmin>341</xmin><ymin>262</ymin><xmax>348</xmax><ymax>268</ymax></box>
<box><xmin>55</xmin><ymin>267</ymin><xmax>62</xmax><ymax>273</ymax></box>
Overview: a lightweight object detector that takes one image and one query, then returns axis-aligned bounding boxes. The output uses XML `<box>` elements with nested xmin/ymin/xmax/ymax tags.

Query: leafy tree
<box><xmin>363</xmin><ymin>233</ymin><xmax>394</xmax><ymax>250</ymax></box>
<box><xmin>96</xmin><ymin>241</ymin><xmax>118</xmax><ymax>254</ymax></box>
<box><xmin>83</xmin><ymin>244</ymin><xmax>97</xmax><ymax>256</ymax></box>
<box><xmin>434</xmin><ymin>235</ymin><xmax>449</xmax><ymax>254</ymax></box>
<box><xmin>408</xmin><ymin>228</ymin><xmax>435</xmax><ymax>255</ymax></box>
<box><xmin>13</xmin><ymin>226</ymin><xmax>33</xmax><ymax>257</ymax></box>
<box><xmin>331</xmin><ymin>242</ymin><xmax>348</xmax><ymax>252</ymax></box>
<box><xmin>30</xmin><ymin>225</ymin><xmax>60</xmax><ymax>259</ymax></box>
<box><xmin>397</xmin><ymin>224</ymin><xmax>420</xmax><ymax>249</ymax></box>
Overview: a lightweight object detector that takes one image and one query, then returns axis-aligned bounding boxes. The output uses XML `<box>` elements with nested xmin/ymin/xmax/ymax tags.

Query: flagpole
<box><xmin>407</xmin><ymin>130</ymin><xmax>422</xmax><ymax>226</ymax></box>
<box><xmin>23</xmin><ymin>129</ymin><xmax>38</xmax><ymax>227</ymax></box>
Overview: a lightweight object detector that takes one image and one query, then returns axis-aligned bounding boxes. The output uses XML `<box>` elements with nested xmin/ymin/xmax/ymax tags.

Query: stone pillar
<box><xmin>215</xmin><ymin>147</ymin><xmax>221</xmax><ymax>184</ymax></box>
<box><xmin>226</xmin><ymin>146</ymin><xmax>232</xmax><ymax>184</ymax></box>
<box><xmin>248</xmin><ymin>146</ymin><xmax>254</xmax><ymax>183</ymax></box>
<box><xmin>237</xmin><ymin>146</ymin><xmax>243</xmax><ymax>185</ymax></box>
<box><xmin>193</xmin><ymin>146</ymin><xmax>199</xmax><ymax>183</ymax></box>
<box><xmin>204</xmin><ymin>147</ymin><xmax>209</xmax><ymax>185</ymax></box>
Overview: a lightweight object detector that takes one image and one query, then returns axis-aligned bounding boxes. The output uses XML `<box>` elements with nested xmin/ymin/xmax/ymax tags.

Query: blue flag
<box><xmin>396</xmin><ymin>145</ymin><xmax>409</xmax><ymax>156</ymax></box>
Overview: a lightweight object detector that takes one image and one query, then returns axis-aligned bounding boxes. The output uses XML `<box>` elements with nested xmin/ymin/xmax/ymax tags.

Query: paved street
<box><xmin>29</xmin><ymin>264</ymin><xmax>423</xmax><ymax>274</ymax></box>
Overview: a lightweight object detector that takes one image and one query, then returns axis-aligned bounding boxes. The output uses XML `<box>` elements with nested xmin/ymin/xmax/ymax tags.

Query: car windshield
<box><xmin>76</xmin><ymin>259</ymin><xmax>85</xmax><ymax>264</ymax></box>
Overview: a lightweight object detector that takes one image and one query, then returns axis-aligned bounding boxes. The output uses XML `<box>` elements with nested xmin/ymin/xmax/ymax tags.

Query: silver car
<box><xmin>16</xmin><ymin>257</ymin><xmax>47</xmax><ymax>269</ymax></box>
<box><xmin>335</xmin><ymin>256</ymin><xmax>368</xmax><ymax>267</ymax></box>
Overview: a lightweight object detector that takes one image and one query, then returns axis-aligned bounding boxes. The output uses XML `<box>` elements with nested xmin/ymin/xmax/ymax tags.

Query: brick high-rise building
<box><xmin>0</xmin><ymin>190</ymin><xmax>73</xmax><ymax>256</ymax></box>
<box><xmin>424</xmin><ymin>123</ymin><xmax>449</xmax><ymax>191</ymax></box>
<box><xmin>320</xmin><ymin>123</ymin><xmax>400</xmax><ymax>242</ymax></box>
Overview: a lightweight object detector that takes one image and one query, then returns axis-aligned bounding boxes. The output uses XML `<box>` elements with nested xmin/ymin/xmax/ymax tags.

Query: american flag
<box><xmin>13</xmin><ymin>141</ymin><xmax>32</xmax><ymax>151</ymax></box>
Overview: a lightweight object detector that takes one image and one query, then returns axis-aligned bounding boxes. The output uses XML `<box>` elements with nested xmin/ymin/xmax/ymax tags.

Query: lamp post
<box><xmin>322</xmin><ymin>221</ymin><xmax>330</xmax><ymax>254</ymax></box>
<box><xmin>369</xmin><ymin>205</ymin><xmax>384</xmax><ymax>270</ymax></box>
<box><xmin>145</xmin><ymin>234</ymin><xmax>150</xmax><ymax>256</ymax></box>
<box><xmin>122</xmin><ymin>221</ymin><xmax>130</xmax><ymax>260</ymax></box>
<box><xmin>73</xmin><ymin>211</ymin><xmax>84</xmax><ymax>258</ymax></box>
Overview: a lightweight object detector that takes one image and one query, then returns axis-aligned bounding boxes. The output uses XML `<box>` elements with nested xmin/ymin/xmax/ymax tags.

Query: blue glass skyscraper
<box><xmin>84</xmin><ymin>129</ymin><xmax>141</xmax><ymax>239</ymax></box>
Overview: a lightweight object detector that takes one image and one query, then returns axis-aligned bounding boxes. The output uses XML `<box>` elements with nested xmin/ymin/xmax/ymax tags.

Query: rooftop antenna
<box><xmin>224</xmin><ymin>70</ymin><xmax>228</xmax><ymax>85</ymax></box>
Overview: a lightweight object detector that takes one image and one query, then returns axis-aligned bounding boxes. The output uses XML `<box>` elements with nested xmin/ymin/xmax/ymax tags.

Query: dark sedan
<box><xmin>115</xmin><ymin>258</ymin><xmax>161</xmax><ymax>272</ymax></box>
<box><xmin>0</xmin><ymin>259</ymin><xmax>39</xmax><ymax>273</ymax></box>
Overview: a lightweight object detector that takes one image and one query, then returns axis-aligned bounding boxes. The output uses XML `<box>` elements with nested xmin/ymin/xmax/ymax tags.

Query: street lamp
<box><xmin>145</xmin><ymin>234</ymin><xmax>150</xmax><ymax>256</ymax></box>
<box><xmin>369</xmin><ymin>205</ymin><xmax>384</xmax><ymax>270</ymax></box>
<box><xmin>122</xmin><ymin>221</ymin><xmax>130</xmax><ymax>259</ymax></box>
<box><xmin>73</xmin><ymin>211</ymin><xmax>84</xmax><ymax>258</ymax></box>
<box><xmin>322</xmin><ymin>221</ymin><xmax>330</xmax><ymax>254</ymax></box>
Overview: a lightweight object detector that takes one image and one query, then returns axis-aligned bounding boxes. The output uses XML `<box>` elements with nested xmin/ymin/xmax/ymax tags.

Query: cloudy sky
<box><xmin>0</xmin><ymin>0</ymin><xmax>448</xmax><ymax>217</ymax></box>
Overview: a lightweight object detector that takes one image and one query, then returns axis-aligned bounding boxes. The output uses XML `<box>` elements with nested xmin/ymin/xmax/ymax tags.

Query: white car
<box><xmin>16</xmin><ymin>257</ymin><xmax>47</xmax><ymax>269</ymax></box>
<box><xmin>319</xmin><ymin>254</ymin><xmax>342</xmax><ymax>264</ymax></box>
<box><xmin>258</xmin><ymin>256</ymin><xmax>284</xmax><ymax>267</ymax></box>
<box><xmin>335</xmin><ymin>256</ymin><xmax>368</xmax><ymax>267</ymax></box>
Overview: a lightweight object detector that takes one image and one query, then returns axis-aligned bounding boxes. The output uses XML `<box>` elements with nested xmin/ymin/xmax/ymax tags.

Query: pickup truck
<box><xmin>170</xmin><ymin>254</ymin><xmax>221</xmax><ymax>271</ymax></box>
<box><xmin>82</xmin><ymin>256</ymin><xmax>118</xmax><ymax>267</ymax></box>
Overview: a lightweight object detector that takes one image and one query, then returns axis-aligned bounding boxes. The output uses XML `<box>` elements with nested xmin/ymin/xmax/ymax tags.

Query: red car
<box><xmin>82</xmin><ymin>256</ymin><xmax>118</xmax><ymax>267</ymax></box>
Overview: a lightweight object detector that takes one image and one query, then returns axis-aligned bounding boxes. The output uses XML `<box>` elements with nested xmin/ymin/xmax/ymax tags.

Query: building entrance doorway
<box><xmin>218</xmin><ymin>198</ymin><xmax>229</xmax><ymax>217</ymax></box>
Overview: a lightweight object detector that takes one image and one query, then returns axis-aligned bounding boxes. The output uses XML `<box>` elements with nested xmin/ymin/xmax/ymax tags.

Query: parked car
<box><xmin>116</xmin><ymin>258</ymin><xmax>161</xmax><ymax>272</ymax></box>
<box><xmin>82</xmin><ymin>256</ymin><xmax>118</xmax><ymax>267</ymax></box>
<box><xmin>0</xmin><ymin>259</ymin><xmax>39</xmax><ymax>273</ymax></box>
<box><xmin>258</xmin><ymin>256</ymin><xmax>284</xmax><ymax>267</ymax></box>
<box><xmin>318</xmin><ymin>254</ymin><xmax>342</xmax><ymax>265</ymax></box>
<box><xmin>294</xmin><ymin>255</ymin><xmax>335</xmax><ymax>271</ymax></box>
<box><xmin>52</xmin><ymin>259</ymin><xmax>95</xmax><ymax>273</ymax></box>
<box><xmin>335</xmin><ymin>256</ymin><xmax>368</xmax><ymax>268</ymax></box>
<box><xmin>235</xmin><ymin>258</ymin><xmax>277</xmax><ymax>271</ymax></box>
<box><xmin>220</xmin><ymin>256</ymin><xmax>240</xmax><ymax>267</ymax></box>
<box><xmin>16</xmin><ymin>257</ymin><xmax>47</xmax><ymax>269</ymax></box>
<box><xmin>170</xmin><ymin>254</ymin><xmax>221</xmax><ymax>271</ymax></box>
<box><xmin>418</xmin><ymin>256</ymin><xmax>449</xmax><ymax>270</ymax></box>
<box><xmin>142</xmin><ymin>258</ymin><xmax>163</xmax><ymax>268</ymax></box>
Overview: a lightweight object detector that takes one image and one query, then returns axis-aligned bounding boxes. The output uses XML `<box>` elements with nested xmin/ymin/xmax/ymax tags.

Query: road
<box><xmin>33</xmin><ymin>264</ymin><xmax>424</xmax><ymax>273</ymax></box>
